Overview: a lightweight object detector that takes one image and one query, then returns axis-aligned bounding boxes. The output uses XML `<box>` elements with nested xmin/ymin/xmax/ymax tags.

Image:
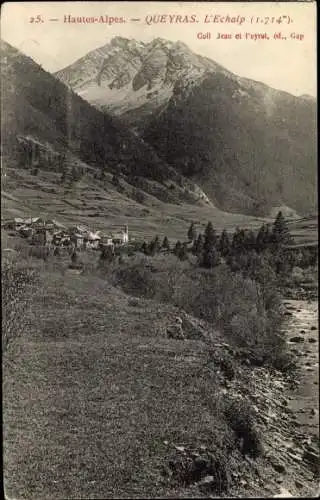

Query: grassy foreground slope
<box><xmin>3</xmin><ymin>225</ymin><xmax>318</xmax><ymax>498</ymax></box>
<box><xmin>2</xmin><ymin>260</ymin><xmax>252</xmax><ymax>499</ymax></box>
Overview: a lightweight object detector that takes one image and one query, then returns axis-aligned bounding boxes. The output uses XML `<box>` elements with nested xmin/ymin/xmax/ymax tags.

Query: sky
<box><xmin>1</xmin><ymin>1</ymin><xmax>317</xmax><ymax>97</ymax></box>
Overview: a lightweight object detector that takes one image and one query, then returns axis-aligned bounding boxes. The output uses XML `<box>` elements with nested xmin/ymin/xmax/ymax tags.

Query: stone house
<box><xmin>112</xmin><ymin>225</ymin><xmax>129</xmax><ymax>245</ymax></box>
<box><xmin>72</xmin><ymin>233</ymin><xmax>85</xmax><ymax>250</ymax></box>
<box><xmin>86</xmin><ymin>232</ymin><xmax>101</xmax><ymax>250</ymax></box>
<box><xmin>32</xmin><ymin>227</ymin><xmax>54</xmax><ymax>246</ymax></box>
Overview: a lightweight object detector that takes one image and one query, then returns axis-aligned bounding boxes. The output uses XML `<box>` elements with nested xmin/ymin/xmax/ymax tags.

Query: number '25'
<box><xmin>30</xmin><ymin>15</ymin><xmax>43</xmax><ymax>23</ymax></box>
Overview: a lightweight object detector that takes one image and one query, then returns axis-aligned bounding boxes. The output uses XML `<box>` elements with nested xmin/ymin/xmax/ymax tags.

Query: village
<box><xmin>2</xmin><ymin>216</ymin><xmax>129</xmax><ymax>252</ymax></box>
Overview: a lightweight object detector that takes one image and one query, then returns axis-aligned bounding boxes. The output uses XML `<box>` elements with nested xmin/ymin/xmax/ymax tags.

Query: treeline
<box><xmin>140</xmin><ymin>211</ymin><xmax>317</xmax><ymax>275</ymax></box>
<box><xmin>106</xmin><ymin>212</ymin><xmax>316</xmax><ymax>371</ymax></box>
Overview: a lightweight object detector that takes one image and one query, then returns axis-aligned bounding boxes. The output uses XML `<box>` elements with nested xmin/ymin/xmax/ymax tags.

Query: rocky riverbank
<box><xmin>156</xmin><ymin>298</ymin><xmax>319</xmax><ymax>498</ymax></box>
<box><xmin>218</xmin><ymin>297</ymin><xmax>319</xmax><ymax>497</ymax></box>
<box><xmin>261</xmin><ymin>298</ymin><xmax>319</xmax><ymax>497</ymax></box>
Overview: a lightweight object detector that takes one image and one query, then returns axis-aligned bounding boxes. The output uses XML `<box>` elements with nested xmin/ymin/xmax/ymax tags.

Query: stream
<box><xmin>270</xmin><ymin>298</ymin><xmax>319</xmax><ymax>497</ymax></box>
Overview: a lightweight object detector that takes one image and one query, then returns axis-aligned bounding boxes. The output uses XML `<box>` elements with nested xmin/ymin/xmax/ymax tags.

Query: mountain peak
<box><xmin>54</xmin><ymin>36</ymin><xmax>224</xmax><ymax>124</ymax></box>
<box><xmin>109</xmin><ymin>36</ymin><xmax>146</xmax><ymax>49</ymax></box>
<box><xmin>300</xmin><ymin>93</ymin><xmax>316</xmax><ymax>101</ymax></box>
<box><xmin>110</xmin><ymin>36</ymin><xmax>130</xmax><ymax>45</ymax></box>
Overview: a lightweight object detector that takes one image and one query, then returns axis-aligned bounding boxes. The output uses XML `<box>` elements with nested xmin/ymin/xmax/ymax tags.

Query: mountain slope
<box><xmin>1</xmin><ymin>39</ymin><xmax>177</xmax><ymax>185</ymax></box>
<box><xmin>55</xmin><ymin>37</ymin><xmax>317</xmax><ymax>215</ymax></box>
<box><xmin>3</xmin><ymin>39</ymin><xmax>273</xmax><ymax>239</ymax></box>
<box><xmin>144</xmin><ymin>71</ymin><xmax>317</xmax><ymax>215</ymax></box>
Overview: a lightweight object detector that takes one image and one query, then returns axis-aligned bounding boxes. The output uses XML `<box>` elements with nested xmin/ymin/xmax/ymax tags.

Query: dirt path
<box><xmin>265</xmin><ymin>299</ymin><xmax>319</xmax><ymax>497</ymax></box>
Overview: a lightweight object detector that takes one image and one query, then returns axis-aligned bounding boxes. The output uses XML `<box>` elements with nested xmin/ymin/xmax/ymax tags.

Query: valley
<box><xmin>1</xmin><ymin>164</ymin><xmax>271</xmax><ymax>243</ymax></box>
<box><xmin>1</xmin><ymin>29</ymin><xmax>318</xmax><ymax>500</ymax></box>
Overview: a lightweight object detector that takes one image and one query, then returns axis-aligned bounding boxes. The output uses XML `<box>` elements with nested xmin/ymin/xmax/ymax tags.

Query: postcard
<box><xmin>1</xmin><ymin>2</ymin><xmax>318</xmax><ymax>499</ymax></box>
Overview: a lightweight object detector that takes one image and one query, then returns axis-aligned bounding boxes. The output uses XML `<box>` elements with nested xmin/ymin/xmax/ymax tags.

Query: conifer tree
<box><xmin>219</xmin><ymin>229</ymin><xmax>230</xmax><ymax>257</ymax></box>
<box><xmin>271</xmin><ymin>211</ymin><xmax>292</xmax><ymax>247</ymax></box>
<box><xmin>231</xmin><ymin>227</ymin><xmax>246</xmax><ymax>254</ymax></box>
<box><xmin>174</xmin><ymin>240</ymin><xmax>182</xmax><ymax>256</ymax></box>
<box><xmin>148</xmin><ymin>241</ymin><xmax>155</xmax><ymax>256</ymax></box>
<box><xmin>256</xmin><ymin>224</ymin><xmax>269</xmax><ymax>252</ymax></box>
<box><xmin>204</xmin><ymin>222</ymin><xmax>217</xmax><ymax>250</ymax></box>
<box><xmin>162</xmin><ymin>236</ymin><xmax>170</xmax><ymax>251</ymax></box>
<box><xmin>192</xmin><ymin>233</ymin><xmax>204</xmax><ymax>255</ymax></box>
<box><xmin>149</xmin><ymin>235</ymin><xmax>161</xmax><ymax>255</ymax></box>
<box><xmin>112</xmin><ymin>174</ymin><xmax>120</xmax><ymax>186</ymax></box>
<box><xmin>178</xmin><ymin>243</ymin><xmax>188</xmax><ymax>261</ymax></box>
<box><xmin>202</xmin><ymin>246</ymin><xmax>220</xmax><ymax>268</ymax></box>
<box><xmin>187</xmin><ymin>222</ymin><xmax>197</xmax><ymax>242</ymax></box>
<box><xmin>141</xmin><ymin>241</ymin><xmax>149</xmax><ymax>255</ymax></box>
<box><xmin>264</xmin><ymin>224</ymin><xmax>273</xmax><ymax>247</ymax></box>
<box><xmin>153</xmin><ymin>235</ymin><xmax>161</xmax><ymax>253</ymax></box>
<box><xmin>202</xmin><ymin>222</ymin><xmax>219</xmax><ymax>267</ymax></box>
<box><xmin>243</xmin><ymin>230</ymin><xmax>256</xmax><ymax>252</ymax></box>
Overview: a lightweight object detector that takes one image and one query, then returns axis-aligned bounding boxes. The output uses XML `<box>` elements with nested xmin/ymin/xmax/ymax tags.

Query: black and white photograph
<box><xmin>1</xmin><ymin>1</ymin><xmax>318</xmax><ymax>498</ymax></box>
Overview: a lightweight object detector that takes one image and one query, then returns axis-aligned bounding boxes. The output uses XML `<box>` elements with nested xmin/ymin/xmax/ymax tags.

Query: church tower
<box><xmin>123</xmin><ymin>224</ymin><xmax>129</xmax><ymax>243</ymax></box>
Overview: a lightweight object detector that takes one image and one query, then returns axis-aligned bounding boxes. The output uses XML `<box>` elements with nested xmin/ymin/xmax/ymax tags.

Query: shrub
<box><xmin>100</xmin><ymin>246</ymin><xmax>114</xmax><ymax>263</ymax></box>
<box><xmin>132</xmin><ymin>187</ymin><xmax>146</xmax><ymax>204</ymax></box>
<box><xmin>110</xmin><ymin>254</ymin><xmax>191</xmax><ymax>303</ymax></box>
<box><xmin>201</xmin><ymin>246</ymin><xmax>220</xmax><ymax>268</ymax></box>
<box><xmin>127</xmin><ymin>297</ymin><xmax>140</xmax><ymax>307</ymax></box>
<box><xmin>174</xmin><ymin>265</ymin><xmax>287</xmax><ymax>370</ymax></box>
<box><xmin>112</xmin><ymin>259</ymin><xmax>157</xmax><ymax>299</ymax></box>
<box><xmin>28</xmin><ymin>245</ymin><xmax>49</xmax><ymax>261</ymax></box>
<box><xmin>109</xmin><ymin>254</ymin><xmax>288</xmax><ymax>371</ymax></box>
<box><xmin>208</xmin><ymin>348</ymin><xmax>235</xmax><ymax>380</ymax></box>
<box><xmin>223</xmin><ymin>398</ymin><xmax>263</xmax><ymax>458</ymax></box>
<box><xmin>168</xmin><ymin>450</ymin><xmax>231</xmax><ymax>493</ymax></box>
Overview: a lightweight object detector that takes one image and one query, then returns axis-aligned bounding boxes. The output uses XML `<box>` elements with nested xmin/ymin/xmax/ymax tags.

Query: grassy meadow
<box><xmin>3</xmin><ymin>250</ymin><xmax>248</xmax><ymax>499</ymax></box>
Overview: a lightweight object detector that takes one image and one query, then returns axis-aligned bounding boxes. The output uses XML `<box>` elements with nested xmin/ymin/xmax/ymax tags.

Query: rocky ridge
<box><xmin>55</xmin><ymin>37</ymin><xmax>227</xmax><ymax>130</ymax></box>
